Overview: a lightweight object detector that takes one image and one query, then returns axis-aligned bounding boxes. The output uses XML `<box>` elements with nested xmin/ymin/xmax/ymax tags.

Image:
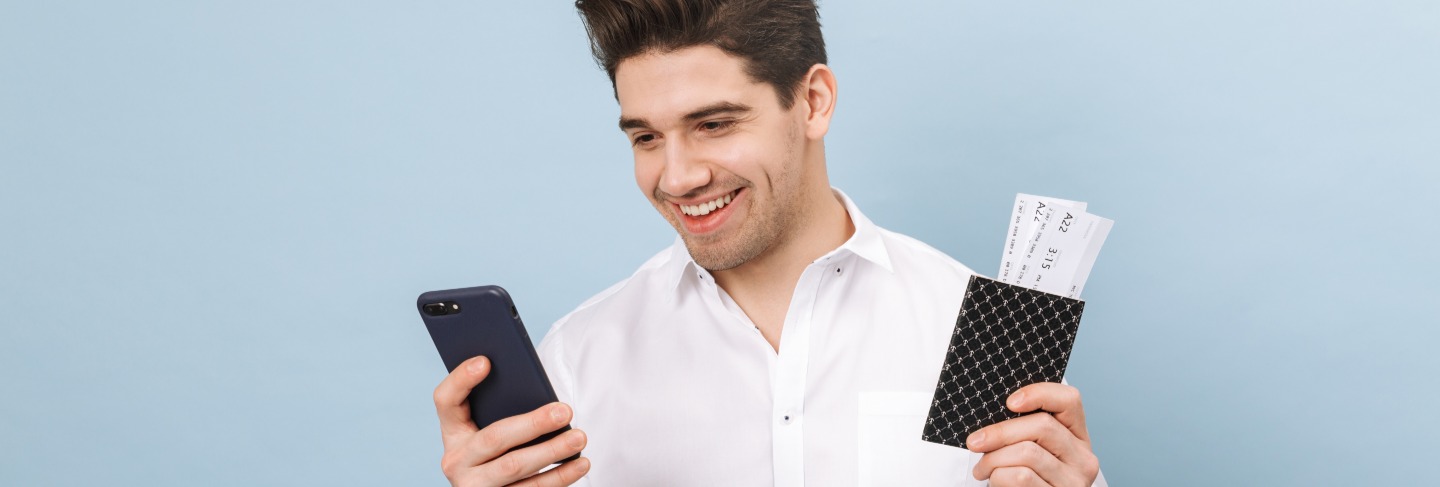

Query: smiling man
<box><xmin>430</xmin><ymin>1</ymin><xmax>1105</xmax><ymax>486</ymax></box>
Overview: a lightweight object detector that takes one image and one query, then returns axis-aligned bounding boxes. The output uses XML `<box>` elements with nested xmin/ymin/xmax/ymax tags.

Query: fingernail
<box><xmin>567</xmin><ymin>430</ymin><xmax>585</xmax><ymax>449</ymax></box>
<box><xmin>1009</xmin><ymin>391</ymin><xmax>1025</xmax><ymax>408</ymax></box>
<box><xmin>968</xmin><ymin>431</ymin><xmax>985</xmax><ymax>447</ymax></box>
<box><xmin>467</xmin><ymin>357</ymin><xmax>487</xmax><ymax>374</ymax></box>
<box><xmin>550</xmin><ymin>404</ymin><xmax>568</xmax><ymax>422</ymax></box>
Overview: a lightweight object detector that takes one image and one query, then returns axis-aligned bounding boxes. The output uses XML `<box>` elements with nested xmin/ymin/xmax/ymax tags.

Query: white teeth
<box><xmin>680</xmin><ymin>191</ymin><xmax>736</xmax><ymax>216</ymax></box>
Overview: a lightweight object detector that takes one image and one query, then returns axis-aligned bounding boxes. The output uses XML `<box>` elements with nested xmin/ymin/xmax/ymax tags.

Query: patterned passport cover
<box><xmin>922</xmin><ymin>275</ymin><xmax>1085</xmax><ymax>449</ymax></box>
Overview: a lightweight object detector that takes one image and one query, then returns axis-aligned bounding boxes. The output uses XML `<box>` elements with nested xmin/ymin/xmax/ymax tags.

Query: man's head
<box><xmin>575</xmin><ymin>0</ymin><xmax>826</xmax><ymax>109</ymax></box>
<box><xmin>577</xmin><ymin>0</ymin><xmax>839</xmax><ymax>272</ymax></box>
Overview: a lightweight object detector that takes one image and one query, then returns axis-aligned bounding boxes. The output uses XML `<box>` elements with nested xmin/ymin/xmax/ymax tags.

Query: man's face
<box><xmin>616</xmin><ymin>45</ymin><xmax>812</xmax><ymax>271</ymax></box>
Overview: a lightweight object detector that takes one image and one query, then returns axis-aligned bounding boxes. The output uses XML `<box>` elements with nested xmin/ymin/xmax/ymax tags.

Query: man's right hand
<box><xmin>434</xmin><ymin>356</ymin><xmax>590</xmax><ymax>486</ymax></box>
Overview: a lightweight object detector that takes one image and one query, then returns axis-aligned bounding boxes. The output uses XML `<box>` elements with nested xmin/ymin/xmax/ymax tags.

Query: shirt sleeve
<box><xmin>536</xmin><ymin>324</ymin><xmax>576</xmax><ymax>406</ymax></box>
<box><xmin>535</xmin><ymin>326</ymin><xmax>593</xmax><ymax>486</ymax></box>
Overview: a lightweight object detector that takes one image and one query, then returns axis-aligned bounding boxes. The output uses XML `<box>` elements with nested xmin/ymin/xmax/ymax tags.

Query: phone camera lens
<box><xmin>423</xmin><ymin>303</ymin><xmax>449</xmax><ymax>316</ymax></box>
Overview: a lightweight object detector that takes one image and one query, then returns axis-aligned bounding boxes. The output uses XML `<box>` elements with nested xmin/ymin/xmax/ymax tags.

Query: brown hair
<box><xmin>575</xmin><ymin>0</ymin><xmax>826</xmax><ymax>109</ymax></box>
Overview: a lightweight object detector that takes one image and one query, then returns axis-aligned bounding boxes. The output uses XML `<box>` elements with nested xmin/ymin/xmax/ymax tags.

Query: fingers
<box><xmin>478</xmin><ymin>429</ymin><xmax>588</xmax><ymax>485</ymax></box>
<box><xmin>505</xmin><ymin>457</ymin><xmax>591</xmax><ymax>487</ymax></box>
<box><xmin>966</xmin><ymin>408</ymin><xmax>1101</xmax><ymax>487</ymax></box>
<box><xmin>1006</xmin><ymin>383</ymin><xmax>1088</xmax><ymax>442</ymax></box>
<box><xmin>459</xmin><ymin>403</ymin><xmax>576</xmax><ymax>468</ymax></box>
<box><xmin>987</xmin><ymin>466</ymin><xmax>1053</xmax><ymax>487</ymax></box>
<box><xmin>973</xmin><ymin>441</ymin><xmax>1075</xmax><ymax>486</ymax></box>
<box><xmin>433</xmin><ymin>358</ymin><xmax>588</xmax><ymax>486</ymax></box>
<box><xmin>967</xmin><ymin>412</ymin><xmax>1083</xmax><ymax>460</ymax></box>
<box><xmin>435</xmin><ymin>356</ymin><xmax>491</xmax><ymax>440</ymax></box>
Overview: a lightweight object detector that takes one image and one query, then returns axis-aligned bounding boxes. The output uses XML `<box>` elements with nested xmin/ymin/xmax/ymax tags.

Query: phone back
<box><xmin>417</xmin><ymin>285</ymin><xmax>568</xmax><ymax>448</ymax></box>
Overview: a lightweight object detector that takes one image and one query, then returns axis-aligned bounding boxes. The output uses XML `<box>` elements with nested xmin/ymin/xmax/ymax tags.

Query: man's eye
<box><xmin>632</xmin><ymin>134</ymin><xmax>656</xmax><ymax>146</ymax></box>
<box><xmin>700</xmin><ymin>120</ymin><xmax>734</xmax><ymax>132</ymax></box>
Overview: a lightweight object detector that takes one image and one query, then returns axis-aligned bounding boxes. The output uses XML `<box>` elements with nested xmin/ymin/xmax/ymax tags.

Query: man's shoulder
<box><xmin>875</xmin><ymin>225</ymin><xmax>979</xmax><ymax>283</ymax></box>
<box><xmin>543</xmin><ymin>244</ymin><xmax>677</xmax><ymax>340</ymax></box>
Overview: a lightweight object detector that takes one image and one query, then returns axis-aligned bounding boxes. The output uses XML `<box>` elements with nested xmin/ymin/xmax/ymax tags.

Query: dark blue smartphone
<box><xmin>417</xmin><ymin>285</ymin><xmax>577</xmax><ymax>463</ymax></box>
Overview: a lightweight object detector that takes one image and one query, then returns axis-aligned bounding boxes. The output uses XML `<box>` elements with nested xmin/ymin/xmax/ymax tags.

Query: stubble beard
<box><xmin>658</xmin><ymin>173</ymin><xmax>800</xmax><ymax>272</ymax></box>
<box><xmin>687</xmin><ymin>186</ymin><xmax>795</xmax><ymax>271</ymax></box>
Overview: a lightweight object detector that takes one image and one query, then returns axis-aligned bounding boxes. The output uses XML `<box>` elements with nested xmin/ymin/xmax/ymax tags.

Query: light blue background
<box><xmin>2</xmin><ymin>1</ymin><xmax>1436</xmax><ymax>485</ymax></box>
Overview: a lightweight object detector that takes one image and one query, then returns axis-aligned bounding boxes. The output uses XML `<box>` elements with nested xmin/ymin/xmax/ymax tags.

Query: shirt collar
<box><xmin>832</xmin><ymin>188</ymin><xmax>894</xmax><ymax>273</ymax></box>
<box><xmin>663</xmin><ymin>188</ymin><xmax>894</xmax><ymax>297</ymax></box>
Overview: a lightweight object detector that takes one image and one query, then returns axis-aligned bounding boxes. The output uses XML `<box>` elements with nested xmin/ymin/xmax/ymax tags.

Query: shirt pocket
<box><xmin>857</xmin><ymin>391</ymin><xmax>985</xmax><ymax>487</ymax></box>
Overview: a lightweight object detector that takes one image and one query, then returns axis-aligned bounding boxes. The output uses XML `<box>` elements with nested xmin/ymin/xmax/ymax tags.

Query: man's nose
<box><xmin>658</xmin><ymin>137</ymin><xmax>711</xmax><ymax>197</ymax></box>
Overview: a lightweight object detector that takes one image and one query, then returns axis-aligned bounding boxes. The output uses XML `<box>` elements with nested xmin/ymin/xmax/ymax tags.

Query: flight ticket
<box><xmin>996</xmin><ymin>193</ymin><xmax>1112</xmax><ymax>299</ymax></box>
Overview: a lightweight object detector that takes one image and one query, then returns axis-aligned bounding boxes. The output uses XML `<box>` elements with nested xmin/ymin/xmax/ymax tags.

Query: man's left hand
<box><xmin>965</xmin><ymin>383</ymin><xmax>1100</xmax><ymax>487</ymax></box>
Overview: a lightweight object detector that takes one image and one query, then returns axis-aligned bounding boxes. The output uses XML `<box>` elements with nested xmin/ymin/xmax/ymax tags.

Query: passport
<box><xmin>923</xmin><ymin>194</ymin><xmax>1112</xmax><ymax>449</ymax></box>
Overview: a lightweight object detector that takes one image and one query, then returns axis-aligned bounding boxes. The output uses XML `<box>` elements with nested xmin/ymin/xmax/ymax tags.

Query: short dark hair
<box><xmin>575</xmin><ymin>0</ymin><xmax>826</xmax><ymax>109</ymax></box>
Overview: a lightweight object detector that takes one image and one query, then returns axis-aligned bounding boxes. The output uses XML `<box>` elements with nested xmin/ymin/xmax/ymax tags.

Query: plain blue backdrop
<box><xmin>2</xmin><ymin>1</ymin><xmax>1436</xmax><ymax>485</ymax></box>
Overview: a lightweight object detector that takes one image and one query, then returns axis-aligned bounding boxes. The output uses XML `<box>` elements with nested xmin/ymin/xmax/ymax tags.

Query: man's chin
<box><xmin>681</xmin><ymin>239</ymin><xmax>750</xmax><ymax>272</ymax></box>
<box><xmin>663</xmin><ymin>208</ymin><xmax>766</xmax><ymax>271</ymax></box>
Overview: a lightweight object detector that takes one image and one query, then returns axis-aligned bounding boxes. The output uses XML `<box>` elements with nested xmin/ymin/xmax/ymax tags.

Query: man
<box><xmin>433</xmin><ymin>1</ymin><xmax>1105</xmax><ymax>485</ymax></box>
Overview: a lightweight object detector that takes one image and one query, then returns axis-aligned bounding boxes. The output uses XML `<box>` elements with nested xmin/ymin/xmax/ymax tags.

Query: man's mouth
<box><xmin>678</xmin><ymin>190</ymin><xmax>736</xmax><ymax>217</ymax></box>
<box><xmin>673</xmin><ymin>189</ymin><xmax>742</xmax><ymax>235</ymax></box>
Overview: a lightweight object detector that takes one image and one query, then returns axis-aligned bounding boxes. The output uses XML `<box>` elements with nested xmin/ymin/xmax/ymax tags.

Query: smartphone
<box><xmin>417</xmin><ymin>285</ymin><xmax>577</xmax><ymax>462</ymax></box>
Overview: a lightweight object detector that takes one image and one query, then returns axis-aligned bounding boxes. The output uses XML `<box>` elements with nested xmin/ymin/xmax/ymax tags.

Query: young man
<box><xmin>432</xmin><ymin>1</ymin><xmax>1105</xmax><ymax>486</ymax></box>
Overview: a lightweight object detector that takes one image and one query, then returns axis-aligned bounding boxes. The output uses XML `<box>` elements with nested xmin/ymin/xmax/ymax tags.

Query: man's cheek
<box><xmin>634</xmin><ymin>163</ymin><xmax>657</xmax><ymax>197</ymax></box>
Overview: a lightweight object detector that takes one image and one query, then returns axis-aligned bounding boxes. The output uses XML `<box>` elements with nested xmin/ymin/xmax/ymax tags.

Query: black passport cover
<box><xmin>922</xmin><ymin>275</ymin><xmax>1085</xmax><ymax>449</ymax></box>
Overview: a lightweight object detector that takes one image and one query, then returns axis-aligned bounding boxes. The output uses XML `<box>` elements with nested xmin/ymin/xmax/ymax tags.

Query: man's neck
<box><xmin>712</xmin><ymin>186</ymin><xmax>855</xmax><ymax>352</ymax></box>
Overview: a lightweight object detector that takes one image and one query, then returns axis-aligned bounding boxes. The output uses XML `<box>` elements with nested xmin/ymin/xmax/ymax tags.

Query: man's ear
<box><xmin>798</xmin><ymin>63</ymin><xmax>837</xmax><ymax>140</ymax></box>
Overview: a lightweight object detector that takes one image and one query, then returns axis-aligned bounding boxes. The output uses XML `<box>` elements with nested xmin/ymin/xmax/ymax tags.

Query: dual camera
<box><xmin>422</xmin><ymin>301</ymin><xmax>521</xmax><ymax>320</ymax></box>
<box><xmin>422</xmin><ymin>301</ymin><xmax>461</xmax><ymax>316</ymax></box>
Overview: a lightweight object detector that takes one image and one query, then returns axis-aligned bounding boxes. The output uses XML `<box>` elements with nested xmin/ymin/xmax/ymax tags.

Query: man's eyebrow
<box><xmin>618</xmin><ymin>116</ymin><xmax>651</xmax><ymax>132</ymax></box>
<box><xmin>617</xmin><ymin>101</ymin><xmax>753</xmax><ymax>132</ymax></box>
<box><xmin>682</xmin><ymin>101</ymin><xmax>752</xmax><ymax>122</ymax></box>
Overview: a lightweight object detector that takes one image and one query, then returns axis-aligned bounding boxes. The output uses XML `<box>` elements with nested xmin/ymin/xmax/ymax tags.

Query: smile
<box><xmin>679</xmin><ymin>191</ymin><xmax>736</xmax><ymax>217</ymax></box>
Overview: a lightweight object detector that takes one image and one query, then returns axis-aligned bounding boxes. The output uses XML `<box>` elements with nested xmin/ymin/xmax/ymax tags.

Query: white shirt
<box><xmin>538</xmin><ymin>190</ymin><xmax>1106</xmax><ymax>487</ymax></box>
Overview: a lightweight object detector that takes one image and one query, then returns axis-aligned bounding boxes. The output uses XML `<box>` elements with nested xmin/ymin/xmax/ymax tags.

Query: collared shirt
<box><xmin>538</xmin><ymin>190</ymin><xmax>1105</xmax><ymax>487</ymax></box>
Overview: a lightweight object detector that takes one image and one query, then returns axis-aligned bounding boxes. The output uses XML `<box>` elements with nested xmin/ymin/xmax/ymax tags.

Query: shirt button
<box><xmin>781</xmin><ymin>411</ymin><xmax>796</xmax><ymax>425</ymax></box>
